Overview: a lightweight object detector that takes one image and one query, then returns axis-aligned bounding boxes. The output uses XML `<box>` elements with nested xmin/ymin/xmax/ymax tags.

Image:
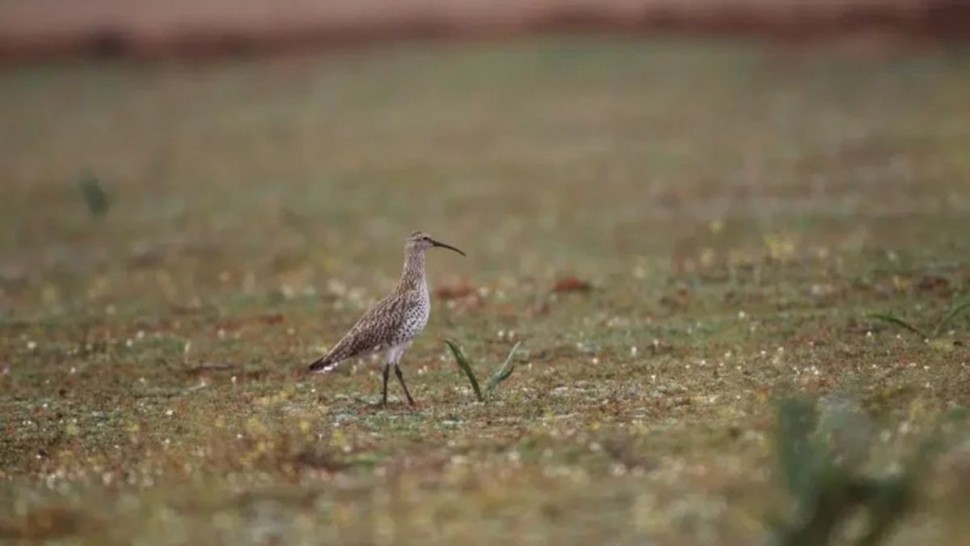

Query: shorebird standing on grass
<box><xmin>308</xmin><ymin>231</ymin><xmax>465</xmax><ymax>407</ymax></box>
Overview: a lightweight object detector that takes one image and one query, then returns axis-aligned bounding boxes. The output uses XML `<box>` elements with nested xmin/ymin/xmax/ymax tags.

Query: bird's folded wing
<box><xmin>322</xmin><ymin>294</ymin><xmax>408</xmax><ymax>364</ymax></box>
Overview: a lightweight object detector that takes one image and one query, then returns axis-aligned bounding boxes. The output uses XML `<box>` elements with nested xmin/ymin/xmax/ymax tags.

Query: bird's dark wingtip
<box><xmin>308</xmin><ymin>356</ymin><xmax>337</xmax><ymax>374</ymax></box>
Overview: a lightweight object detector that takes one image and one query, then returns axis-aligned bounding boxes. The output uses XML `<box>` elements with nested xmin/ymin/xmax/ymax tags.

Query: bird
<box><xmin>307</xmin><ymin>231</ymin><xmax>465</xmax><ymax>407</ymax></box>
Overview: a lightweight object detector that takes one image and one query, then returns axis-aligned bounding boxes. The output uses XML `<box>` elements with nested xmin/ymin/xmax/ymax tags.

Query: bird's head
<box><xmin>406</xmin><ymin>231</ymin><xmax>466</xmax><ymax>256</ymax></box>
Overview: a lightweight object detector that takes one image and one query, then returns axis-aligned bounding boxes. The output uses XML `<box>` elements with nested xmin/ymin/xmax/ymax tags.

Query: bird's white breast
<box><xmin>399</xmin><ymin>280</ymin><xmax>430</xmax><ymax>342</ymax></box>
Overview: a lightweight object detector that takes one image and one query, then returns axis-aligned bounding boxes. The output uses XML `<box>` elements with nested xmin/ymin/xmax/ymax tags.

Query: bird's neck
<box><xmin>399</xmin><ymin>249</ymin><xmax>427</xmax><ymax>290</ymax></box>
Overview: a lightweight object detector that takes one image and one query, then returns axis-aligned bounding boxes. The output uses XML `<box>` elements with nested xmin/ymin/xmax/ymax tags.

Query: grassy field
<box><xmin>1</xmin><ymin>36</ymin><xmax>969</xmax><ymax>545</ymax></box>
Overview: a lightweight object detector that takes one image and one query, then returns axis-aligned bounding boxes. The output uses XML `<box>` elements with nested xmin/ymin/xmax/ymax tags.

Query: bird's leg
<box><xmin>381</xmin><ymin>363</ymin><xmax>391</xmax><ymax>408</ymax></box>
<box><xmin>394</xmin><ymin>365</ymin><xmax>416</xmax><ymax>407</ymax></box>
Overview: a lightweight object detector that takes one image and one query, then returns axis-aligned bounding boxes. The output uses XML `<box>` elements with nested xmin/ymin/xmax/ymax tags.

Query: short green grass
<box><xmin>1</xmin><ymin>36</ymin><xmax>969</xmax><ymax>545</ymax></box>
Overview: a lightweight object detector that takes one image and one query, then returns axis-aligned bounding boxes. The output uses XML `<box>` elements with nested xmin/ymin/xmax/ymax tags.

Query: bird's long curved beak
<box><xmin>430</xmin><ymin>238</ymin><xmax>466</xmax><ymax>256</ymax></box>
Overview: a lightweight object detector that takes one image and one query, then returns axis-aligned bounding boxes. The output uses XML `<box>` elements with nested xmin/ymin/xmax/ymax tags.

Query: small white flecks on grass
<box><xmin>165</xmin><ymin>409</ymin><xmax>174</xmax><ymax>417</ymax></box>
<box><xmin>189</xmin><ymin>380</ymin><xmax>208</xmax><ymax>391</ymax></box>
<box><xmin>26</xmin><ymin>340</ymin><xmax>37</xmax><ymax>351</ymax></box>
<box><xmin>630</xmin><ymin>346</ymin><xmax>638</xmax><ymax>357</ymax></box>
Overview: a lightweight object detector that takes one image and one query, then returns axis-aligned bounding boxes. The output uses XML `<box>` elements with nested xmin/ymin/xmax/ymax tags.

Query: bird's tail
<box><xmin>307</xmin><ymin>355</ymin><xmax>341</xmax><ymax>374</ymax></box>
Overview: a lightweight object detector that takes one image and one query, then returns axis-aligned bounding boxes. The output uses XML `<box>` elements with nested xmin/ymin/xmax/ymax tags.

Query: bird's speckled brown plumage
<box><xmin>307</xmin><ymin>231</ymin><xmax>465</xmax><ymax>406</ymax></box>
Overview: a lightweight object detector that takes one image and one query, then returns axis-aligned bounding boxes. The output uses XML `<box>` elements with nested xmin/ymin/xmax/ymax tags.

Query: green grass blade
<box><xmin>866</xmin><ymin>313</ymin><xmax>928</xmax><ymax>340</ymax></box>
<box><xmin>77</xmin><ymin>170</ymin><xmax>110</xmax><ymax>218</ymax></box>
<box><xmin>931</xmin><ymin>300</ymin><xmax>970</xmax><ymax>339</ymax></box>
<box><xmin>775</xmin><ymin>397</ymin><xmax>821</xmax><ymax>502</ymax></box>
<box><xmin>485</xmin><ymin>341</ymin><xmax>522</xmax><ymax>393</ymax></box>
<box><xmin>445</xmin><ymin>339</ymin><xmax>484</xmax><ymax>402</ymax></box>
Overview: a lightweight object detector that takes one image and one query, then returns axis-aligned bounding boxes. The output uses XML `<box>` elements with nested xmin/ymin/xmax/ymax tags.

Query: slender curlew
<box><xmin>307</xmin><ymin>231</ymin><xmax>465</xmax><ymax>407</ymax></box>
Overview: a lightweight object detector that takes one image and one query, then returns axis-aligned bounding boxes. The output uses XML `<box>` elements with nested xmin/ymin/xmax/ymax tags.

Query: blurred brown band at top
<box><xmin>0</xmin><ymin>0</ymin><xmax>967</xmax><ymax>65</ymax></box>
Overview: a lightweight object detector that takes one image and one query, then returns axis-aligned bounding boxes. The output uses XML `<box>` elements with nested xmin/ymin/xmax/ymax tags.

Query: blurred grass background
<box><xmin>1</xmin><ymin>31</ymin><xmax>969</xmax><ymax>546</ymax></box>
